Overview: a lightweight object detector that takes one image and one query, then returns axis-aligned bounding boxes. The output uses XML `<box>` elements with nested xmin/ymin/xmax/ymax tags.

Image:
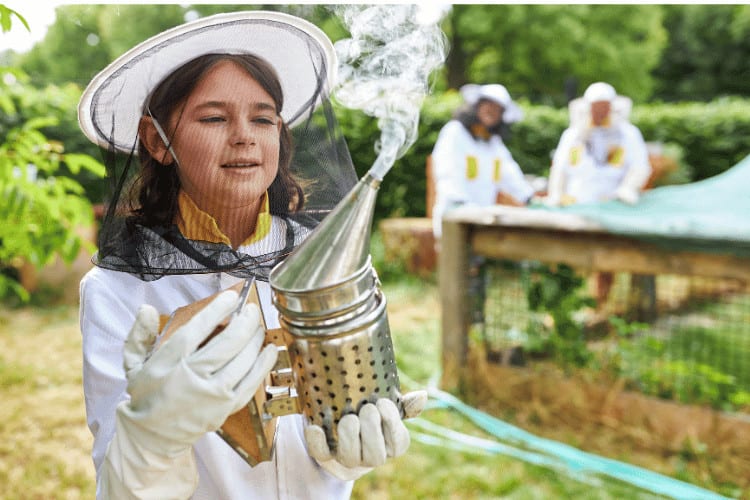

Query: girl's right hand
<box><xmin>120</xmin><ymin>291</ymin><xmax>278</xmax><ymax>455</ymax></box>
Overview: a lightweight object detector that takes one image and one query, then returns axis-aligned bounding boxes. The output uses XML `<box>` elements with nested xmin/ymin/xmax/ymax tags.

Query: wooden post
<box><xmin>425</xmin><ymin>155</ymin><xmax>435</xmax><ymax>218</ymax></box>
<box><xmin>439</xmin><ymin>216</ymin><xmax>472</xmax><ymax>394</ymax></box>
<box><xmin>626</xmin><ymin>274</ymin><xmax>657</xmax><ymax>322</ymax></box>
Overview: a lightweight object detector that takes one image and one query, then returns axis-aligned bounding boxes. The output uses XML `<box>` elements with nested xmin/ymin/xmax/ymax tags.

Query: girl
<box><xmin>78</xmin><ymin>11</ymin><xmax>421</xmax><ymax>499</ymax></box>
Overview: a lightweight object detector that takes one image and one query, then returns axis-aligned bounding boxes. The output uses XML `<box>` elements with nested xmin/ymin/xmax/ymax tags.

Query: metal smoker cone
<box><xmin>269</xmin><ymin>173</ymin><xmax>380</xmax><ymax>297</ymax></box>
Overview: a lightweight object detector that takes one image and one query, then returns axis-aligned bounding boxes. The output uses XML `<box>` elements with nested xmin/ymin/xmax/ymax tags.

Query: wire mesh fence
<box><xmin>472</xmin><ymin>257</ymin><xmax>750</xmax><ymax>413</ymax></box>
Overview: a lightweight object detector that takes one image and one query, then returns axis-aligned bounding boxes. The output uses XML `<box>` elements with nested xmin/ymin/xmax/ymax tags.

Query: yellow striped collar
<box><xmin>175</xmin><ymin>191</ymin><xmax>271</xmax><ymax>247</ymax></box>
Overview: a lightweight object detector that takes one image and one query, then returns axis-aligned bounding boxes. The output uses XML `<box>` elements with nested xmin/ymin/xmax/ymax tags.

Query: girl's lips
<box><xmin>221</xmin><ymin>161</ymin><xmax>260</xmax><ymax>168</ymax></box>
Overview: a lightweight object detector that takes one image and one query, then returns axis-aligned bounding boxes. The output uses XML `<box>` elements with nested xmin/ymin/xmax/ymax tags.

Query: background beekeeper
<box><xmin>431</xmin><ymin>83</ymin><xmax>536</xmax><ymax>239</ymax></box>
<box><xmin>545</xmin><ymin>81</ymin><xmax>652</xmax><ymax>206</ymax></box>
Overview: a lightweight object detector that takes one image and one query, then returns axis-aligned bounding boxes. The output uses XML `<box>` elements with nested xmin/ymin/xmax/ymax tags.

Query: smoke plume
<box><xmin>332</xmin><ymin>4</ymin><xmax>449</xmax><ymax>180</ymax></box>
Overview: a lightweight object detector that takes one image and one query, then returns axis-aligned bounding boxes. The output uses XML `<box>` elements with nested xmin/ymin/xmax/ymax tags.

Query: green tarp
<box><xmin>540</xmin><ymin>154</ymin><xmax>750</xmax><ymax>256</ymax></box>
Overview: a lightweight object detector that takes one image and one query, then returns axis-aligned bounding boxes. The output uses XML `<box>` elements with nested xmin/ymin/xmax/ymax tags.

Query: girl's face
<box><xmin>167</xmin><ymin>60</ymin><xmax>281</xmax><ymax>213</ymax></box>
<box><xmin>476</xmin><ymin>99</ymin><xmax>504</xmax><ymax>128</ymax></box>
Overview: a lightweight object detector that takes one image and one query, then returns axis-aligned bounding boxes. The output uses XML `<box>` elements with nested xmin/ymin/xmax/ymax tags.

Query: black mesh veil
<box><xmin>78</xmin><ymin>12</ymin><xmax>358</xmax><ymax>281</ymax></box>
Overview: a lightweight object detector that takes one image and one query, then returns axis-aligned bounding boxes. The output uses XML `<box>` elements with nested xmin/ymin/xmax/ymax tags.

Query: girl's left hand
<box><xmin>304</xmin><ymin>391</ymin><xmax>427</xmax><ymax>480</ymax></box>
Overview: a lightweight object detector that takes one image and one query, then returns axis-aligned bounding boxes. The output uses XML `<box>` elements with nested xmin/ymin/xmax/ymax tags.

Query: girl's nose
<box><xmin>230</xmin><ymin>120</ymin><xmax>256</xmax><ymax>146</ymax></box>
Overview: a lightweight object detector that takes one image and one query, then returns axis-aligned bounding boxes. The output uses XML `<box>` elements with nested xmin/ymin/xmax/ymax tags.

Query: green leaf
<box><xmin>0</xmin><ymin>92</ymin><xmax>16</xmax><ymax>115</ymax></box>
<box><xmin>0</xmin><ymin>6</ymin><xmax>30</xmax><ymax>32</ymax></box>
<box><xmin>22</xmin><ymin>116</ymin><xmax>59</xmax><ymax>130</ymax></box>
<box><xmin>0</xmin><ymin>274</ymin><xmax>30</xmax><ymax>302</ymax></box>
<box><xmin>63</xmin><ymin>153</ymin><xmax>106</xmax><ymax>177</ymax></box>
<box><xmin>0</xmin><ymin>6</ymin><xmax>12</xmax><ymax>33</ymax></box>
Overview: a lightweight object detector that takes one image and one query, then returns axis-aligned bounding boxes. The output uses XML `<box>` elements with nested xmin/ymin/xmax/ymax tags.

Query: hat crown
<box><xmin>78</xmin><ymin>11</ymin><xmax>336</xmax><ymax>153</ymax></box>
<box><xmin>460</xmin><ymin>83</ymin><xmax>511</xmax><ymax>107</ymax></box>
<box><xmin>583</xmin><ymin>82</ymin><xmax>617</xmax><ymax>103</ymax></box>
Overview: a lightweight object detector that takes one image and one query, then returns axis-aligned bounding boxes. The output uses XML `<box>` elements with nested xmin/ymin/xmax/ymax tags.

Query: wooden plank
<box><xmin>443</xmin><ymin>205</ymin><xmax>606</xmax><ymax>233</ymax></box>
<box><xmin>471</xmin><ymin>227</ymin><xmax>750</xmax><ymax>282</ymax></box>
<box><xmin>438</xmin><ymin>219</ymin><xmax>472</xmax><ymax>393</ymax></box>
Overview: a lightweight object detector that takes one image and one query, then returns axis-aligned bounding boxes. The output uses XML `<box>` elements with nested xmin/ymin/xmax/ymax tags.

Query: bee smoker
<box><xmin>267</xmin><ymin>171</ymin><xmax>404</xmax><ymax>450</ymax></box>
<box><xmin>159</xmin><ymin>170</ymin><xmax>406</xmax><ymax>465</ymax></box>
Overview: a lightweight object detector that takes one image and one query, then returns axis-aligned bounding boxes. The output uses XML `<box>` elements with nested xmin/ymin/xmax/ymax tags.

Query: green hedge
<box><xmin>632</xmin><ymin>98</ymin><xmax>750</xmax><ymax>182</ymax></box>
<box><xmin>336</xmin><ymin>95</ymin><xmax>750</xmax><ymax>220</ymax></box>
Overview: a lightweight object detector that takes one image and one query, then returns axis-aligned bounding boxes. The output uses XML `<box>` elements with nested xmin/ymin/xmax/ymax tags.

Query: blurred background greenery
<box><xmin>3</xmin><ymin>3</ymin><xmax>750</xmax><ymax>207</ymax></box>
<box><xmin>2</xmin><ymin>2</ymin><xmax>750</xmax><ymax>301</ymax></box>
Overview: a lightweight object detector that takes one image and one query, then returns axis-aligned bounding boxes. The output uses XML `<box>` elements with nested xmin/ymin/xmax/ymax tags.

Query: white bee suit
<box><xmin>432</xmin><ymin>120</ymin><xmax>534</xmax><ymax>237</ymax></box>
<box><xmin>548</xmin><ymin>122</ymin><xmax>652</xmax><ymax>205</ymax></box>
<box><xmin>547</xmin><ymin>85</ymin><xmax>652</xmax><ymax>206</ymax></box>
<box><xmin>80</xmin><ymin>231</ymin><xmax>354</xmax><ymax>499</ymax></box>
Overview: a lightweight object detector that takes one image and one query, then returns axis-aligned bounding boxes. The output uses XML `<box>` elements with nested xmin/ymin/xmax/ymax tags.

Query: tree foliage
<box><xmin>16</xmin><ymin>4</ymin><xmax>346</xmax><ymax>88</ymax></box>
<box><xmin>1</xmin><ymin>8</ymin><xmax>106</xmax><ymax>300</ymax></box>
<box><xmin>11</xmin><ymin>4</ymin><xmax>750</xmax><ymax>105</ymax></box>
<box><xmin>18</xmin><ymin>4</ymin><xmax>186</xmax><ymax>88</ymax></box>
<box><xmin>442</xmin><ymin>5</ymin><xmax>667</xmax><ymax>105</ymax></box>
<box><xmin>652</xmin><ymin>5</ymin><xmax>750</xmax><ymax>101</ymax></box>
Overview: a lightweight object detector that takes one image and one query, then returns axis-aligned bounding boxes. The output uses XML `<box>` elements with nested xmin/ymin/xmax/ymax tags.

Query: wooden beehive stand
<box><xmin>439</xmin><ymin>202</ymin><xmax>750</xmax><ymax>488</ymax></box>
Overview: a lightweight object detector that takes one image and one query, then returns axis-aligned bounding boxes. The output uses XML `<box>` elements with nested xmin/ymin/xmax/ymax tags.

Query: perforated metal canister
<box><xmin>279</xmin><ymin>281</ymin><xmax>402</xmax><ymax>448</ymax></box>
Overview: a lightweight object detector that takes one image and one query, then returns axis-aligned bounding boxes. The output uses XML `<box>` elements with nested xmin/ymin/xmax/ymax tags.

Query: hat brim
<box><xmin>78</xmin><ymin>11</ymin><xmax>336</xmax><ymax>153</ymax></box>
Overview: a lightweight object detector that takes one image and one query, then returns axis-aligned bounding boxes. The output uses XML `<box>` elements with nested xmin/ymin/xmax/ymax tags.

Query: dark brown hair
<box><xmin>132</xmin><ymin>53</ymin><xmax>303</xmax><ymax>227</ymax></box>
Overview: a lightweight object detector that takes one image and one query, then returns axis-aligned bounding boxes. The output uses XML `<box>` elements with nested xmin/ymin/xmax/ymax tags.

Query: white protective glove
<box><xmin>304</xmin><ymin>390</ymin><xmax>428</xmax><ymax>481</ymax></box>
<box><xmin>100</xmin><ymin>290</ymin><xmax>278</xmax><ymax>499</ymax></box>
<box><xmin>614</xmin><ymin>184</ymin><xmax>640</xmax><ymax>205</ymax></box>
<box><xmin>615</xmin><ymin>161</ymin><xmax>652</xmax><ymax>205</ymax></box>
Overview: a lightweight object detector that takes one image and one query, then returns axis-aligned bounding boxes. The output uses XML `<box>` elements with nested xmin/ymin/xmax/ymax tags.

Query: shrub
<box><xmin>0</xmin><ymin>67</ymin><xmax>105</xmax><ymax>301</ymax></box>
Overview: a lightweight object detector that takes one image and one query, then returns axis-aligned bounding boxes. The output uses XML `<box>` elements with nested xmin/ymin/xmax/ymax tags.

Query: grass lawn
<box><xmin>0</xmin><ymin>277</ymin><xmax>737</xmax><ymax>499</ymax></box>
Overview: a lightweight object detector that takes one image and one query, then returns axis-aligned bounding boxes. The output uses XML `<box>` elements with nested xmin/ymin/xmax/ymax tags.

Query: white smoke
<box><xmin>332</xmin><ymin>4</ymin><xmax>449</xmax><ymax>180</ymax></box>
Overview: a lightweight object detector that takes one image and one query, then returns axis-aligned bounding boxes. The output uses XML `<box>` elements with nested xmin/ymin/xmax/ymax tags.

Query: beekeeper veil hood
<box><xmin>78</xmin><ymin>11</ymin><xmax>357</xmax><ymax>281</ymax></box>
<box><xmin>568</xmin><ymin>81</ymin><xmax>633</xmax><ymax>131</ymax></box>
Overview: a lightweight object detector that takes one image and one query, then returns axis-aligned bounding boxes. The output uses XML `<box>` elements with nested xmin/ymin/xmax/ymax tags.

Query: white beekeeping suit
<box><xmin>77</xmin><ymin>10</ymin><xmax>426</xmax><ymax>499</ymax></box>
<box><xmin>546</xmin><ymin>82</ymin><xmax>652</xmax><ymax>206</ymax></box>
<box><xmin>431</xmin><ymin>83</ymin><xmax>535</xmax><ymax>238</ymax></box>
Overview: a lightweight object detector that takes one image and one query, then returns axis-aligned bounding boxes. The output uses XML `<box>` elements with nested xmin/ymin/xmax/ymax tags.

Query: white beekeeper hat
<box><xmin>460</xmin><ymin>83</ymin><xmax>523</xmax><ymax>123</ymax></box>
<box><xmin>570</xmin><ymin>81</ymin><xmax>632</xmax><ymax>128</ymax></box>
<box><xmin>78</xmin><ymin>10</ymin><xmax>336</xmax><ymax>154</ymax></box>
<box><xmin>583</xmin><ymin>81</ymin><xmax>617</xmax><ymax>103</ymax></box>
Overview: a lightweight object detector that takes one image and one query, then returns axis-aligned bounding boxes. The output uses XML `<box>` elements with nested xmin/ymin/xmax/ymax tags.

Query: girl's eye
<box><xmin>253</xmin><ymin>116</ymin><xmax>277</xmax><ymax>126</ymax></box>
<box><xmin>199</xmin><ymin>116</ymin><xmax>226</xmax><ymax>123</ymax></box>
